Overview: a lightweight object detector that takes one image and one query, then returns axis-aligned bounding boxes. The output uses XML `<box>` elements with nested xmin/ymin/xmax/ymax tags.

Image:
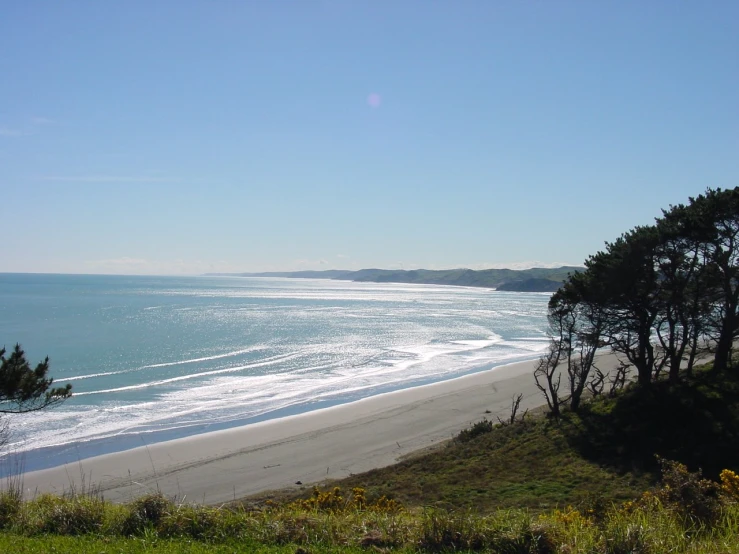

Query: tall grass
<box><xmin>0</xmin><ymin>484</ymin><xmax>738</xmax><ymax>552</ymax></box>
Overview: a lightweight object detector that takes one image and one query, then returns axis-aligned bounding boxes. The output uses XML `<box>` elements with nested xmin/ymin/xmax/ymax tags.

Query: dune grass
<box><xmin>1</xmin><ymin>483</ymin><xmax>739</xmax><ymax>553</ymax></box>
<box><xmin>252</xmin><ymin>365</ymin><xmax>739</xmax><ymax>515</ymax></box>
<box><xmin>3</xmin><ymin>366</ymin><xmax>739</xmax><ymax>552</ymax></box>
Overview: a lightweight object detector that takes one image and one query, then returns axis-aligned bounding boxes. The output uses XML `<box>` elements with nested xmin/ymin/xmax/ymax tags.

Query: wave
<box><xmin>62</xmin><ymin>346</ymin><xmax>270</xmax><ymax>382</ymax></box>
<box><xmin>75</xmin><ymin>352</ymin><xmax>303</xmax><ymax>395</ymax></box>
<box><xmin>1</xmin><ymin>276</ymin><xmax>551</xmax><ymax>467</ymax></box>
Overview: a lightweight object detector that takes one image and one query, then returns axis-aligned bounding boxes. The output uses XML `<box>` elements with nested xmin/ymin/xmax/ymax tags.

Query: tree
<box><xmin>0</xmin><ymin>344</ymin><xmax>72</xmax><ymax>414</ymax></box>
<box><xmin>653</xmin><ymin>207</ymin><xmax>711</xmax><ymax>381</ymax></box>
<box><xmin>591</xmin><ymin>226</ymin><xmax>662</xmax><ymax>387</ymax></box>
<box><xmin>668</xmin><ymin>188</ymin><xmax>739</xmax><ymax>373</ymax></box>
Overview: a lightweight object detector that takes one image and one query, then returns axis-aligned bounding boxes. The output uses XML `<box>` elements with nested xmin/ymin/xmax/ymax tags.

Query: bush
<box><xmin>286</xmin><ymin>486</ymin><xmax>402</xmax><ymax>514</ymax></box>
<box><xmin>122</xmin><ymin>492</ymin><xmax>174</xmax><ymax>535</ymax></box>
<box><xmin>655</xmin><ymin>458</ymin><xmax>721</xmax><ymax>525</ymax></box>
<box><xmin>26</xmin><ymin>494</ymin><xmax>105</xmax><ymax>535</ymax></box>
<box><xmin>0</xmin><ymin>489</ymin><xmax>21</xmax><ymax>529</ymax></box>
<box><xmin>456</xmin><ymin>419</ymin><xmax>494</xmax><ymax>443</ymax></box>
<box><xmin>159</xmin><ymin>504</ymin><xmax>220</xmax><ymax>540</ymax></box>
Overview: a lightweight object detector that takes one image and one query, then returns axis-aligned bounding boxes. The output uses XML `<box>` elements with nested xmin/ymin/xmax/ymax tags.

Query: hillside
<box><xmin>2</xmin><ymin>364</ymin><xmax>738</xmax><ymax>553</ymax></box>
<box><xmin>243</xmin><ymin>363</ymin><xmax>739</xmax><ymax>513</ymax></box>
<box><xmin>205</xmin><ymin>266</ymin><xmax>582</xmax><ymax>292</ymax></box>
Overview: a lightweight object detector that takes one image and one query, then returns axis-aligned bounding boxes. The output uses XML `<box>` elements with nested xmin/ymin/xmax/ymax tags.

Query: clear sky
<box><xmin>1</xmin><ymin>1</ymin><xmax>737</xmax><ymax>275</ymax></box>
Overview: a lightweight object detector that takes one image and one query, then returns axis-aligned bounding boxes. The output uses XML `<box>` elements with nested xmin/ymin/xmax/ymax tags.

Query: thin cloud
<box><xmin>30</xmin><ymin>116</ymin><xmax>55</xmax><ymax>125</ymax></box>
<box><xmin>1</xmin><ymin>117</ymin><xmax>54</xmax><ymax>136</ymax></box>
<box><xmin>87</xmin><ymin>257</ymin><xmax>148</xmax><ymax>268</ymax></box>
<box><xmin>0</xmin><ymin>127</ymin><xmax>30</xmax><ymax>137</ymax></box>
<box><xmin>39</xmin><ymin>175</ymin><xmax>176</xmax><ymax>184</ymax></box>
<box><xmin>83</xmin><ymin>257</ymin><xmax>240</xmax><ymax>275</ymax></box>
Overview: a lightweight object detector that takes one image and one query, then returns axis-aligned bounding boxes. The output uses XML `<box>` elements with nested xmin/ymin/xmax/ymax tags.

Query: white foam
<box><xmin>6</xmin><ymin>282</ymin><xmax>552</xmax><ymax>457</ymax></box>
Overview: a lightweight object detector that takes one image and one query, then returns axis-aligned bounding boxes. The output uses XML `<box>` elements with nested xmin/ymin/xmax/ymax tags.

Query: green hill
<box><xmin>246</xmin><ymin>363</ymin><xmax>739</xmax><ymax>513</ymax></box>
<box><xmin>207</xmin><ymin>266</ymin><xmax>582</xmax><ymax>292</ymax></box>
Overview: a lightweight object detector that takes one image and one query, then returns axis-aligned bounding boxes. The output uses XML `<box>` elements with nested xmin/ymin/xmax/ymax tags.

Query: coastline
<box><xmin>18</xmin><ymin>355</ymin><xmax>562</xmax><ymax>504</ymax></box>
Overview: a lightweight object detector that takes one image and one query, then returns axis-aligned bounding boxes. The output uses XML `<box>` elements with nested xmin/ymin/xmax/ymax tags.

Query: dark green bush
<box><xmin>456</xmin><ymin>419</ymin><xmax>494</xmax><ymax>443</ymax></box>
<box><xmin>0</xmin><ymin>489</ymin><xmax>21</xmax><ymax>529</ymax></box>
<box><xmin>122</xmin><ymin>492</ymin><xmax>174</xmax><ymax>535</ymax></box>
<box><xmin>656</xmin><ymin>458</ymin><xmax>722</xmax><ymax>526</ymax></box>
<box><xmin>29</xmin><ymin>494</ymin><xmax>104</xmax><ymax>535</ymax></box>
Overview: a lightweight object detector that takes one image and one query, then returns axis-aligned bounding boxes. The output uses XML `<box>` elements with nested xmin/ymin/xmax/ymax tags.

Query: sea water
<box><xmin>0</xmin><ymin>273</ymin><xmax>550</xmax><ymax>472</ymax></box>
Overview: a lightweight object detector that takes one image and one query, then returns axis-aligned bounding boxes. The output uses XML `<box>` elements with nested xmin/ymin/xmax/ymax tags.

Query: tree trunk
<box><xmin>713</xmin><ymin>326</ymin><xmax>734</xmax><ymax>372</ymax></box>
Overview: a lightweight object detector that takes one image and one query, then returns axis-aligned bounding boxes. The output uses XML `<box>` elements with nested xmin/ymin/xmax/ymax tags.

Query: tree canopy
<box><xmin>0</xmin><ymin>344</ymin><xmax>72</xmax><ymax>414</ymax></box>
<box><xmin>536</xmin><ymin>187</ymin><xmax>739</xmax><ymax>415</ymax></box>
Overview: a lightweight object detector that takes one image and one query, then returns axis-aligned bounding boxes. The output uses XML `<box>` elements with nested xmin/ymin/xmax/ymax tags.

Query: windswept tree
<box><xmin>0</xmin><ymin>344</ymin><xmax>71</xmax><ymax>414</ymax></box>
<box><xmin>590</xmin><ymin>226</ymin><xmax>662</xmax><ymax>387</ymax></box>
<box><xmin>535</xmin><ymin>187</ymin><xmax>739</xmax><ymax>417</ymax></box>
<box><xmin>665</xmin><ymin>188</ymin><xmax>739</xmax><ymax>373</ymax></box>
<box><xmin>653</xmin><ymin>208</ymin><xmax>711</xmax><ymax>380</ymax></box>
<box><xmin>534</xmin><ymin>271</ymin><xmax>606</xmax><ymax>415</ymax></box>
<box><xmin>559</xmin><ymin>272</ymin><xmax>607</xmax><ymax>411</ymax></box>
<box><xmin>0</xmin><ymin>344</ymin><xmax>72</xmax><ymax>447</ymax></box>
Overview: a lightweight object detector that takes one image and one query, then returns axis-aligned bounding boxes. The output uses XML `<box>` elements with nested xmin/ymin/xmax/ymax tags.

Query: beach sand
<box><xmin>20</xmin><ymin>356</ymin><xmax>577</xmax><ymax>504</ymax></box>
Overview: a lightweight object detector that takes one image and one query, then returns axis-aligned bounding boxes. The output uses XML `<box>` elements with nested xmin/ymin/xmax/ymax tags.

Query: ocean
<box><xmin>0</xmin><ymin>273</ymin><xmax>550</xmax><ymax>472</ymax></box>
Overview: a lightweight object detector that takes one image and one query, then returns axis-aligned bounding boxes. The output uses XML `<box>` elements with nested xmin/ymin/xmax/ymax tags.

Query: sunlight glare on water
<box><xmin>0</xmin><ymin>274</ymin><xmax>550</xmax><ymax>470</ymax></box>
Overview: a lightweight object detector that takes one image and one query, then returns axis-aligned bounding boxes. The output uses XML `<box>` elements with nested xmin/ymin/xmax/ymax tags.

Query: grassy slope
<box><xmin>227</xmin><ymin>266</ymin><xmax>583</xmax><ymax>290</ymax></box>
<box><xmin>252</xmin><ymin>366</ymin><xmax>739</xmax><ymax>513</ymax></box>
<box><xmin>0</xmin><ymin>535</ymin><xmax>376</xmax><ymax>554</ymax></box>
<box><xmin>257</xmin><ymin>416</ymin><xmax>650</xmax><ymax>513</ymax></box>
<box><xmin>345</xmin><ymin>267</ymin><xmax>581</xmax><ymax>289</ymax></box>
<box><xmin>3</xmin><ymin>366</ymin><xmax>739</xmax><ymax>553</ymax></box>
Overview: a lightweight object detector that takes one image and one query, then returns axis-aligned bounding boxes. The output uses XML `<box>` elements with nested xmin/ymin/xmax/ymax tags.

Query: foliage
<box><xmin>535</xmin><ymin>187</ymin><xmax>739</xmax><ymax>419</ymax></box>
<box><xmin>0</xmin><ymin>488</ymin><xmax>21</xmax><ymax>529</ymax></box>
<box><xmin>253</xmin><ymin>415</ymin><xmax>649</xmax><ymax>514</ymax></box>
<box><xmin>23</xmin><ymin>493</ymin><xmax>105</xmax><ymax>535</ymax></box>
<box><xmin>1</xmin><ymin>486</ymin><xmax>739</xmax><ymax>552</ymax></box>
<box><xmin>0</xmin><ymin>344</ymin><xmax>71</xmax><ymax>414</ymax></box>
<box><xmin>721</xmin><ymin>469</ymin><xmax>739</xmax><ymax>502</ymax></box>
<box><xmin>653</xmin><ymin>458</ymin><xmax>722</xmax><ymax>525</ymax></box>
<box><xmin>283</xmin><ymin>486</ymin><xmax>402</xmax><ymax>514</ymax></box>
<box><xmin>566</xmin><ymin>366</ymin><xmax>739</xmax><ymax>478</ymax></box>
<box><xmin>122</xmin><ymin>493</ymin><xmax>176</xmax><ymax>535</ymax></box>
<box><xmin>455</xmin><ymin>418</ymin><xmax>494</xmax><ymax>442</ymax></box>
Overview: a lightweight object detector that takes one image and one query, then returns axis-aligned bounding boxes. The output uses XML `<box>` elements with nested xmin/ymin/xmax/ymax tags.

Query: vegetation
<box><xmin>0</xmin><ymin>344</ymin><xmax>71</xmax><ymax>415</ymax></box>
<box><xmin>209</xmin><ymin>266</ymin><xmax>580</xmax><ymax>291</ymax></box>
<box><xmin>3</xmin><ymin>187</ymin><xmax>738</xmax><ymax>551</ymax></box>
<box><xmin>536</xmin><ymin>187</ymin><xmax>739</xmax><ymax>417</ymax></box>
<box><xmin>2</xmin><ymin>360</ymin><xmax>739</xmax><ymax>551</ymax></box>
<box><xmin>1</xmin><ymin>460</ymin><xmax>739</xmax><ymax>553</ymax></box>
<box><xmin>0</xmin><ymin>344</ymin><xmax>72</xmax><ymax>448</ymax></box>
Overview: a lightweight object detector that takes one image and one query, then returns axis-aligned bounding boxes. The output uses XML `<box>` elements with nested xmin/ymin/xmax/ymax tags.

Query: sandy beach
<box><xmin>20</xmin><ymin>357</ymin><xmax>562</xmax><ymax>504</ymax></box>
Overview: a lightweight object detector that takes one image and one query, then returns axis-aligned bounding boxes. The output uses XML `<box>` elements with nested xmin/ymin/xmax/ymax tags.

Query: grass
<box><xmin>567</xmin><ymin>365</ymin><xmax>739</xmax><ymax>479</ymax></box>
<box><xmin>0</xmin><ymin>534</ymin><xmax>376</xmax><ymax>553</ymax></box>
<box><xmin>249</xmin><ymin>412</ymin><xmax>650</xmax><ymax>513</ymax></box>
<box><xmin>251</xmin><ymin>365</ymin><xmax>739</xmax><ymax>515</ymax></box>
<box><xmin>1</xmin><ymin>487</ymin><xmax>739</xmax><ymax>553</ymax></box>
<box><xmin>3</xmin><ymin>364</ymin><xmax>739</xmax><ymax>552</ymax></box>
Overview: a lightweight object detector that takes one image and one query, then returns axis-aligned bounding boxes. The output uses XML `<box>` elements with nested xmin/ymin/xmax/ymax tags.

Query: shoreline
<box><xmin>9</xmin><ymin>353</ymin><xmax>545</xmax><ymax>475</ymax></box>
<box><xmin>17</xmin><ymin>355</ymin><xmax>561</xmax><ymax>504</ymax></box>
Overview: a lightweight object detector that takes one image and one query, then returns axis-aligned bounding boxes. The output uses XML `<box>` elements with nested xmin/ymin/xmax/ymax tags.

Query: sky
<box><xmin>1</xmin><ymin>1</ymin><xmax>737</xmax><ymax>275</ymax></box>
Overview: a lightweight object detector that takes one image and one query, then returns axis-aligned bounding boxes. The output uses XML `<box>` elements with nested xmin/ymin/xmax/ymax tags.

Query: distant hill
<box><xmin>496</xmin><ymin>278</ymin><xmax>565</xmax><ymax>292</ymax></box>
<box><xmin>205</xmin><ymin>266</ymin><xmax>582</xmax><ymax>292</ymax></box>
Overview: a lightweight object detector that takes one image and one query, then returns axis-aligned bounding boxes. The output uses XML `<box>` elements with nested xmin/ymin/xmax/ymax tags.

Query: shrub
<box><xmin>654</xmin><ymin>457</ymin><xmax>721</xmax><ymax>525</ymax></box>
<box><xmin>720</xmin><ymin>469</ymin><xmax>739</xmax><ymax>502</ymax></box>
<box><xmin>287</xmin><ymin>486</ymin><xmax>401</xmax><ymax>514</ymax></box>
<box><xmin>0</xmin><ymin>488</ymin><xmax>22</xmax><ymax>529</ymax></box>
<box><xmin>122</xmin><ymin>492</ymin><xmax>174</xmax><ymax>535</ymax></box>
<box><xmin>26</xmin><ymin>494</ymin><xmax>105</xmax><ymax>535</ymax></box>
<box><xmin>456</xmin><ymin>419</ymin><xmax>494</xmax><ymax>443</ymax></box>
<box><xmin>159</xmin><ymin>504</ymin><xmax>219</xmax><ymax>540</ymax></box>
<box><xmin>418</xmin><ymin>509</ymin><xmax>487</xmax><ymax>551</ymax></box>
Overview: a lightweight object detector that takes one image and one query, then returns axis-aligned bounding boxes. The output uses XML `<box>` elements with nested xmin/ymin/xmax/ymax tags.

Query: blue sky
<box><xmin>1</xmin><ymin>1</ymin><xmax>737</xmax><ymax>275</ymax></box>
